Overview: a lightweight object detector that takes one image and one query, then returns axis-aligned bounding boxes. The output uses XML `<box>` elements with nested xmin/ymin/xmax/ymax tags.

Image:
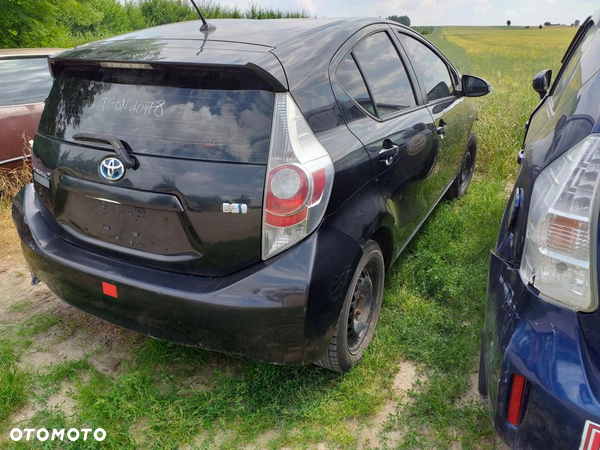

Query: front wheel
<box><xmin>446</xmin><ymin>134</ymin><xmax>477</xmax><ymax>200</ymax></box>
<box><xmin>314</xmin><ymin>240</ymin><xmax>385</xmax><ymax>373</ymax></box>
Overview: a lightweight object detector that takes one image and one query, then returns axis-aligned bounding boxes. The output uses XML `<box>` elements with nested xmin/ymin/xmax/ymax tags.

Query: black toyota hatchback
<box><xmin>13</xmin><ymin>18</ymin><xmax>490</xmax><ymax>372</ymax></box>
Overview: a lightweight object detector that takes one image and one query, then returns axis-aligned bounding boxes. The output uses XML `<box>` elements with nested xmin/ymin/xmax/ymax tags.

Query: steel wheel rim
<box><xmin>347</xmin><ymin>259</ymin><xmax>379</xmax><ymax>355</ymax></box>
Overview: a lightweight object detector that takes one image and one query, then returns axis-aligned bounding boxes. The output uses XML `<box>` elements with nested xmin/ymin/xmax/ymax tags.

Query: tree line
<box><xmin>386</xmin><ymin>16</ymin><xmax>433</xmax><ymax>35</ymax></box>
<box><xmin>1</xmin><ymin>0</ymin><xmax>310</xmax><ymax>49</ymax></box>
<box><xmin>507</xmin><ymin>19</ymin><xmax>581</xmax><ymax>28</ymax></box>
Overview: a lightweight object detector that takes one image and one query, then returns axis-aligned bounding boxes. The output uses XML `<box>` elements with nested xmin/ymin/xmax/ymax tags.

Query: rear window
<box><xmin>0</xmin><ymin>57</ymin><xmax>53</xmax><ymax>106</ymax></box>
<box><xmin>39</xmin><ymin>67</ymin><xmax>275</xmax><ymax>164</ymax></box>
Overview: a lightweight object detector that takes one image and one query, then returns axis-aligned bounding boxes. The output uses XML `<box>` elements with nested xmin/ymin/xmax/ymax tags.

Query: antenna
<box><xmin>189</xmin><ymin>0</ymin><xmax>216</xmax><ymax>31</ymax></box>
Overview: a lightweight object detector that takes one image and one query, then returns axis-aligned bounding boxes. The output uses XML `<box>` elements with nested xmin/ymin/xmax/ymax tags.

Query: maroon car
<box><xmin>0</xmin><ymin>49</ymin><xmax>63</xmax><ymax>169</ymax></box>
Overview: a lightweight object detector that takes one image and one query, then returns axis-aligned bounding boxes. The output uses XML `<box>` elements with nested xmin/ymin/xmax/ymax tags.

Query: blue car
<box><xmin>480</xmin><ymin>11</ymin><xmax>600</xmax><ymax>450</ymax></box>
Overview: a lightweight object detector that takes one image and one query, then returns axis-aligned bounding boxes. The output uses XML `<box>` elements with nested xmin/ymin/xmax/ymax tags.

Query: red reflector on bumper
<box><xmin>507</xmin><ymin>373</ymin><xmax>527</xmax><ymax>426</ymax></box>
<box><xmin>102</xmin><ymin>282</ymin><xmax>118</xmax><ymax>298</ymax></box>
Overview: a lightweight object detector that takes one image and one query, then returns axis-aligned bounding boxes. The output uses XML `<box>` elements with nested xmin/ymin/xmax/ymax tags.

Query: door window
<box><xmin>397</xmin><ymin>34</ymin><xmax>455</xmax><ymax>102</ymax></box>
<box><xmin>351</xmin><ymin>32</ymin><xmax>416</xmax><ymax>118</ymax></box>
<box><xmin>336</xmin><ymin>54</ymin><xmax>376</xmax><ymax>115</ymax></box>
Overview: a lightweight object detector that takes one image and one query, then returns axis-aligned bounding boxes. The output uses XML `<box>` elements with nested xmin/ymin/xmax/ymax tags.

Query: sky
<box><xmin>219</xmin><ymin>0</ymin><xmax>597</xmax><ymax>26</ymax></box>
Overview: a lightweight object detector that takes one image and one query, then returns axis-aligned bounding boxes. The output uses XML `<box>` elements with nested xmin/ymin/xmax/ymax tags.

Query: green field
<box><xmin>0</xmin><ymin>25</ymin><xmax>577</xmax><ymax>449</ymax></box>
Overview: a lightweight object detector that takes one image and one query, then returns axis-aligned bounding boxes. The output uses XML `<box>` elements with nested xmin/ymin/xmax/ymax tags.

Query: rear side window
<box><xmin>397</xmin><ymin>34</ymin><xmax>455</xmax><ymax>102</ymax></box>
<box><xmin>352</xmin><ymin>32</ymin><xmax>416</xmax><ymax>117</ymax></box>
<box><xmin>39</xmin><ymin>67</ymin><xmax>275</xmax><ymax>164</ymax></box>
<box><xmin>0</xmin><ymin>57</ymin><xmax>53</xmax><ymax>106</ymax></box>
<box><xmin>336</xmin><ymin>54</ymin><xmax>375</xmax><ymax>115</ymax></box>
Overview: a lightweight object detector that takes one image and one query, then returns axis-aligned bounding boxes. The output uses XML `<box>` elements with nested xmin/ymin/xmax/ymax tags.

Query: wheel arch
<box><xmin>468</xmin><ymin>132</ymin><xmax>477</xmax><ymax>153</ymax></box>
<box><xmin>325</xmin><ymin>178</ymin><xmax>397</xmax><ymax>266</ymax></box>
<box><xmin>370</xmin><ymin>226</ymin><xmax>394</xmax><ymax>271</ymax></box>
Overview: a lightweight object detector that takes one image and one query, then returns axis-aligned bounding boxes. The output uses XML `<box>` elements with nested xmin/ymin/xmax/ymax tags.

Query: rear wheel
<box><xmin>314</xmin><ymin>240</ymin><xmax>385</xmax><ymax>373</ymax></box>
<box><xmin>446</xmin><ymin>134</ymin><xmax>477</xmax><ymax>199</ymax></box>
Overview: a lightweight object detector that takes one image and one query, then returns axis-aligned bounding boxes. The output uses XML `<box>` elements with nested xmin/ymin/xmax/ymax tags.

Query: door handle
<box><xmin>379</xmin><ymin>144</ymin><xmax>399</xmax><ymax>166</ymax></box>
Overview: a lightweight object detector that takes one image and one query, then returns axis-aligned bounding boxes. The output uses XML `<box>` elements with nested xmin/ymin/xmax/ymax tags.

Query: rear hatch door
<box><xmin>34</xmin><ymin>57</ymin><xmax>277</xmax><ymax>276</ymax></box>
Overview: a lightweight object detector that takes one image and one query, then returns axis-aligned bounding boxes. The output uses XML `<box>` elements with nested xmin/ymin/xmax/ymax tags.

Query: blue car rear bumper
<box><xmin>481</xmin><ymin>251</ymin><xmax>600</xmax><ymax>449</ymax></box>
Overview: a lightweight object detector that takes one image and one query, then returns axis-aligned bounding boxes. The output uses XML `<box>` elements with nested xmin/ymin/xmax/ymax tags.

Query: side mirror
<box><xmin>461</xmin><ymin>75</ymin><xmax>492</xmax><ymax>97</ymax></box>
<box><xmin>532</xmin><ymin>69</ymin><xmax>552</xmax><ymax>99</ymax></box>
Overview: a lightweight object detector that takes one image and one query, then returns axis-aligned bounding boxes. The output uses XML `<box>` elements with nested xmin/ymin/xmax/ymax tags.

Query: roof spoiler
<box><xmin>48</xmin><ymin>56</ymin><xmax>288</xmax><ymax>92</ymax></box>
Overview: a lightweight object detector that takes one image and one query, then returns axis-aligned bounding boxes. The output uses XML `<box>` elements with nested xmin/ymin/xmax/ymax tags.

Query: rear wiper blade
<box><xmin>73</xmin><ymin>133</ymin><xmax>136</xmax><ymax>169</ymax></box>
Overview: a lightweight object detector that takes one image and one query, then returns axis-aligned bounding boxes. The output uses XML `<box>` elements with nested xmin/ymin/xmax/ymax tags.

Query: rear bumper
<box><xmin>12</xmin><ymin>184</ymin><xmax>362</xmax><ymax>365</ymax></box>
<box><xmin>481</xmin><ymin>251</ymin><xmax>600</xmax><ymax>449</ymax></box>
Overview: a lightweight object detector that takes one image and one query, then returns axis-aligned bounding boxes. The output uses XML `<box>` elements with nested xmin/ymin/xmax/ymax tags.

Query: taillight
<box><xmin>262</xmin><ymin>93</ymin><xmax>334</xmax><ymax>259</ymax></box>
<box><xmin>266</xmin><ymin>165</ymin><xmax>309</xmax><ymax>219</ymax></box>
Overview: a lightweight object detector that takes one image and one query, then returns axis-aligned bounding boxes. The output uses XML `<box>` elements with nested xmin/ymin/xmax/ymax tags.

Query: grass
<box><xmin>0</xmin><ymin>141</ymin><xmax>31</xmax><ymax>261</ymax></box>
<box><xmin>0</xmin><ymin>25</ymin><xmax>577</xmax><ymax>449</ymax></box>
<box><xmin>0</xmin><ymin>342</ymin><xmax>29</xmax><ymax>424</ymax></box>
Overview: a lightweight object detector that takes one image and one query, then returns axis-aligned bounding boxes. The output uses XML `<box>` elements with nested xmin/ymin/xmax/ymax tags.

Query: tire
<box><xmin>478</xmin><ymin>329</ymin><xmax>489</xmax><ymax>404</ymax></box>
<box><xmin>445</xmin><ymin>133</ymin><xmax>477</xmax><ymax>200</ymax></box>
<box><xmin>314</xmin><ymin>240</ymin><xmax>385</xmax><ymax>373</ymax></box>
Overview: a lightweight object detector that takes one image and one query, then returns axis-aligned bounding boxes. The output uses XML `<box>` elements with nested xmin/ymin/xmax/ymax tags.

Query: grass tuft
<box><xmin>0</xmin><ymin>341</ymin><xmax>29</xmax><ymax>424</ymax></box>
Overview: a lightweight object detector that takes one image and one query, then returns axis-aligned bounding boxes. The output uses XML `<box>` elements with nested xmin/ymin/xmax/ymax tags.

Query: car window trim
<box><xmin>352</xmin><ymin>30</ymin><xmax>419</xmax><ymax>119</ymax></box>
<box><xmin>334</xmin><ymin>67</ymin><xmax>428</xmax><ymax>123</ymax></box>
<box><xmin>393</xmin><ymin>28</ymin><xmax>461</xmax><ymax>105</ymax></box>
<box><xmin>549</xmin><ymin>18</ymin><xmax>594</xmax><ymax>100</ymax></box>
<box><xmin>0</xmin><ymin>55</ymin><xmax>51</xmax><ymax>61</ymax></box>
<box><xmin>391</xmin><ymin>28</ymin><xmax>462</xmax><ymax>86</ymax></box>
<box><xmin>333</xmin><ymin>54</ymin><xmax>380</xmax><ymax>122</ymax></box>
<box><xmin>560</xmin><ymin>16</ymin><xmax>593</xmax><ymax>64</ymax></box>
<box><xmin>331</xmin><ymin>28</ymin><xmax>421</xmax><ymax>123</ymax></box>
<box><xmin>0</xmin><ymin>101</ymin><xmax>45</xmax><ymax>108</ymax></box>
<box><xmin>349</xmin><ymin>51</ymin><xmax>379</xmax><ymax>117</ymax></box>
<box><xmin>546</xmin><ymin>19</ymin><xmax>595</xmax><ymax>118</ymax></box>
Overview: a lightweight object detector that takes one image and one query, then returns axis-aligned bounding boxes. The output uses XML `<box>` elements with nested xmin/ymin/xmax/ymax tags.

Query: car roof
<box><xmin>104</xmin><ymin>18</ymin><xmax>402</xmax><ymax>48</ymax></box>
<box><xmin>52</xmin><ymin>18</ymin><xmax>412</xmax><ymax>91</ymax></box>
<box><xmin>0</xmin><ymin>48</ymin><xmax>65</xmax><ymax>58</ymax></box>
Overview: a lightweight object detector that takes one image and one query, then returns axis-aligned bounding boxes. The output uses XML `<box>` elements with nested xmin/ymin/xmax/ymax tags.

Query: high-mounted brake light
<box><xmin>262</xmin><ymin>93</ymin><xmax>334</xmax><ymax>259</ymax></box>
<box><xmin>520</xmin><ymin>135</ymin><xmax>600</xmax><ymax>311</ymax></box>
<box><xmin>99</xmin><ymin>62</ymin><xmax>153</xmax><ymax>70</ymax></box>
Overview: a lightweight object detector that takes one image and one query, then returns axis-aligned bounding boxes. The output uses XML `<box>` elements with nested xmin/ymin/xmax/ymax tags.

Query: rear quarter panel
<box><xmin>274</xmin><ymin>22</ymin><xmax>380</xmax><ymax>215</ymax></box>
